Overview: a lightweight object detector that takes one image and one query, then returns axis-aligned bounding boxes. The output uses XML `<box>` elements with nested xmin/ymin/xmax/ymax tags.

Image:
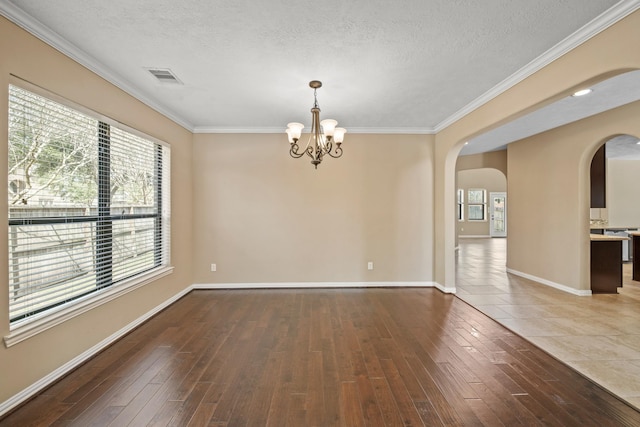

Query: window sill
<box><xmin>4</xmin><ymin>266</ymin><xmax>174</xmax><ymax>348</ymax></box>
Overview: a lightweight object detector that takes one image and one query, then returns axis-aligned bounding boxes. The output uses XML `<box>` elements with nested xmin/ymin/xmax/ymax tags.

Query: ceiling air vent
<box><xmin>146</xmin><ymin>68</ymin><xmax>183</xmax><ymax>84</ymax></box>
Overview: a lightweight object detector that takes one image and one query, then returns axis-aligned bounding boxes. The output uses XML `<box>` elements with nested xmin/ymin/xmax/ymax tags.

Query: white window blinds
<box><xmin>8</xmin><ymin>84</ymin><xmax>171</xmax><ymax>323</ymax></box>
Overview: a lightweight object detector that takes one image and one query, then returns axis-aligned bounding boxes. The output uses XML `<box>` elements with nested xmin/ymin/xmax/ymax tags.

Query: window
<box><xmin>467</xmin><ymin>189</ymin><xmax>486</xmax><ymax>221</ymax></box>
<box><xmin>8</xmin><ymin>84</ymin><xmax>171</xmax><ymax>325</ymax></box>
<box><xmin>457</xmin><ymin>189</ymin><xmax>464</xmax><ymax>221</ymax></box>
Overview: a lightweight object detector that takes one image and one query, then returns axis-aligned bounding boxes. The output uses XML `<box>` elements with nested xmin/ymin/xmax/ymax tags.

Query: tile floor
<box><xmin>455</xmin><ymin>237</ymin><xmax>640</xmax><ymax>409</ymax></box>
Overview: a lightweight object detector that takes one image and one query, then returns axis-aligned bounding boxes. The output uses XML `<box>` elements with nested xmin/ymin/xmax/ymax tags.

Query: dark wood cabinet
<box><xmin>590</xmin><ymin>144</ymin><xmax>606</xmax><ymax>208</ymax></box>
<box><xmin>633</xmin><ymin>233</ymin><xmax>640</xmax><ymax>282</ymax></box>
<box><xmin>590</xmin><ymin>238</ymin><xmax>622</xmax><ymax>293</ymax></box>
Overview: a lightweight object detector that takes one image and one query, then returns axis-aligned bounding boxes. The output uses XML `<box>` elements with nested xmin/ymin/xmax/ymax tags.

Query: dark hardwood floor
<box><xmin>2</xmin><ymin>288</ymin><xmax>640</xmax><ymax>426</ymax></box>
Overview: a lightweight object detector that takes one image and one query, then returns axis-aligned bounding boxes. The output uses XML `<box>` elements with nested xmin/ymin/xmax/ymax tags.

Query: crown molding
<box><xmin>3</xmin><ymin>0</ymin><xmax>638</xmax><ymax>135</ymax></box>
<box><xmin>193</xmin><ymin>126</ymin><xmax>436</xmax><ymax>134</ymax></box>
<box><xmin>0</xmin><ymin>1</ymin><xmax>194</xmax><ymax>132</ymax></box>
<box><xmin>340</xmin><ymin>127</ymin><xmax>436</xmax><ymax>135</ymax></box>
<box><xmin>434</xmin><ymin>0</ymin><xmax>640</xmax><ymax>133</ymax></box>
<box><xmin>193</xmin><ymin>126</ymin><xmax>284</xmax><ymax>134</ymax></box>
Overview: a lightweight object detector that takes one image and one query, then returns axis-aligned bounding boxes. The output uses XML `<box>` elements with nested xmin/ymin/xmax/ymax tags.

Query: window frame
<box><xmin>457</xmin><ymin>189</ymin><xmax>464</xmax><ymax>221</ymax></box>
<box><xmin>467</xmin><ymin>188</ymin><xmax>487</xmax><ymax>221</ymax></box>
<box><xmin>5</xmin><ymin>78</ymin><xmax>172</xmax><ymax>346</ymax></box>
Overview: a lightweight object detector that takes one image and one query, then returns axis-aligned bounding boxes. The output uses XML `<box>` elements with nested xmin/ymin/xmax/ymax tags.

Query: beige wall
<box><xmin>0</xmin><ymin>17</ymin><xmax>193</xmax><ymax>404</ymax></box>
<box><xmin>456</xmin><ymin>168</ymin><xmax>506</xmax><ymax>237</ymax></box>
<box><xmin>435</xmin><ymin>10</ymin><xmax>640</xmax><ymax>289</ymax></box>
<box><xmin>456</xmin><ymin>150</ymin><xmax>507</xmax><ymax>176</ymax></box>
<box><xmin>607</xmin><ymin>158</ymin><xmax>640</xmax><ymax>227</ymax></box>
<box><xmin>507</xmin><ymin>101</ymin><xmax>640</xmax><ymax>291</ymax></box>
<box><xmin>2</xmin><ymin>4</ymin><xmax>640</xmax><ymax>413</ymax></box>
<box><xmin>192</xmin><ymin>133</ymin><xmax>435</xmax><ymax>284</ymax></box>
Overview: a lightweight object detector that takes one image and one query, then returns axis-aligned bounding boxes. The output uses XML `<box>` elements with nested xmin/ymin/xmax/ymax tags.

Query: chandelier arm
<box><xmin>300</xmin><ymin>133</ymin><xmax>315</xmax><ymax>160</ymax></box>
<box><xmin>321</xmin><ymin>139</ymin><xmax>332</xmax><ymax>154</ymax></box>
<box><xmin>305</xmin><ymin>144</ymin><xmax>315</xmax><ymax>159</ymax></box>
<box><xmin>289</xmin><ymin>141</ymin><xmax>307</xmax><ymax>158</ymax></box>
<box><xmin>326</xmin><ymin>145</ymin><xmax>343</xmax><ymax>158</ymax></box>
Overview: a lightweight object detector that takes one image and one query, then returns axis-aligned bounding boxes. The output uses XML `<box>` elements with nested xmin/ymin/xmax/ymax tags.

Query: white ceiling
<box><xmin>461</xmin><ymin>70</ymin><xmax>640</xmax><ymax>155</ymax></box>
<box><xmin>606</xmin><ymin>134</ymin><xmax>640</xmax><ymax>159</ymax></box>
<box><xmin>2</xmin><ymin>0</ymin><xmax>640</xmax><ymax>148</ymax></box>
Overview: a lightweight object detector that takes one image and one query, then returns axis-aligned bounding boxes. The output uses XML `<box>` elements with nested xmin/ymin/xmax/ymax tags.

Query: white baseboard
<box><xmin>1</xmin><ymin>280</ymin><xmax>448</xmax><ymax>417</ymax></box>
<box><xmin>0</xmin><ymin>287</ymin><xmax>192</xmax><ymax>418</ymax></box>
<box><xmin>458</xmin><ymin>235</ymin><xmax>491</xmax><ymax>239</ymax></box>
<box><xmin>433</xmin><ymin>282</ymin><xmax>457</xmax><ymax>294</ymax></box>
<box><xmin>193</xmin><ymin>281</ymin><xmax>436</xmax><ymax>290</ymax></box>
<box><xmin>506</xmin><ymin>268</ymin><xmax>592</xmax><ymax>296</ymax></box>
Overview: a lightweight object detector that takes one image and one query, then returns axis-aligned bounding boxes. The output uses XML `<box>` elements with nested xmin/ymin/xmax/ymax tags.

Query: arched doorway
<box><xmin>446</xmin><ymin>86</ymin><xmax>640</xmax><ymax>409</ymax></box>
<box><xmin>456</xmin><ymin>168</ymin><xmax>507</xmax><ymax>238</ymax></box>
<box><xmin>590</xmin><ymin>134</ymin><xmax>640</xmax><ymax>292</ymax></box>
<box><xmin>594</xmin><ymin>135</ymin><xmax>640</xmax><ymax>227</ymax></box>
<box><xmin>447</xmin><ymin>70</ymin><xmax>640</xmax><ymax>296</ymax></box>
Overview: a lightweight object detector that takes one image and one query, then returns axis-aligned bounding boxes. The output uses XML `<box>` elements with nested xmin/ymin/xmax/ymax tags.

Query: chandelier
<box><xmin>286</xmin><ymin>80</ymin><xmax>346</xmax><ymax>169</ymax></box>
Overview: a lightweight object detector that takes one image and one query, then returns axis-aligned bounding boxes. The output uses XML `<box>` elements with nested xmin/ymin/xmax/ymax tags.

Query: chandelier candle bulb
<box><xmin>320</xmin><ymin>119</ymin><xmax>338</xmax><ymax>137</ymax></box>
<box><xmin>286</xmin><ymin>122</ymin><xmax>304</xmax><ymax>142</ymax></box>
<box><xmin>287</xmin><ymin>81</ymin><xmax>346</xmax><ymax>169</ymax></box>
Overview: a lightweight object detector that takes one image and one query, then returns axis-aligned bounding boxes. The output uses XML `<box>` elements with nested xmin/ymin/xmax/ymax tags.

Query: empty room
<box><xmin>2</xmin><ymin>1</ymin><xmax>640</xmax><ymax>425</ymax></box>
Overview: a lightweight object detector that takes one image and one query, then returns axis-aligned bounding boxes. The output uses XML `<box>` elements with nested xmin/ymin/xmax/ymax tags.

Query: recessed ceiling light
<box><xmin>464</xmin><ymin>141</ymin><xmax>469</xmax><ymax>145</ymax></box>
<box><xmin>572</xmin><ymin>88</ymin><xmax>592</xmax><ymax>97</ymax></box>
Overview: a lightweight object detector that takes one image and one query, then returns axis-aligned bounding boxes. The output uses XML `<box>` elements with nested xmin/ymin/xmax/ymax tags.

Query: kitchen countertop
<box><xmin>589</xmin><ymin>226</ymin><xmax>639</xmax><ymax>230</ymax></box>
<box><xmin>590</xmin><ymin>234</ymin><xmax>630</xmax><ymax>241</ymax></box>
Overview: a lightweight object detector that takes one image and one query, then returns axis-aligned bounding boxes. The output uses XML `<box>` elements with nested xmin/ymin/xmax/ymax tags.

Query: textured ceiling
<box><xmin>461</xmin><ymin>70</ymin><xmax>640</xmax><ymax>155</ymax></box>
<box><xmin>1</xmin><ymin>0</ymin><xmax>634</xmax><ymax>137</ymax></box>
<box><xmin>607</xmin><ymin>134</ymin><xmax>640</xmax><ymax>160</ymax></box>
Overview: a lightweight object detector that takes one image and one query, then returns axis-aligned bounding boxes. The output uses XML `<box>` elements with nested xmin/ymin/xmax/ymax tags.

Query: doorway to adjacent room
<box><xmin>489</xmin><ymin>192</ymin><xmax>507</xmax><ymax>237</ymax></box>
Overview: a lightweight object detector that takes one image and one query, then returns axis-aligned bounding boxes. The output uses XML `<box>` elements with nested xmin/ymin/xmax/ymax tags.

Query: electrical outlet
<box><xmin>210</xmin><ymin>263</ymin><xmax>217</xmax><ymax>272</ymax></box>
<box><xmin>367</xmin><ymin>261</ymin><xmax>373</xmax><ymax>270</ymax></box>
